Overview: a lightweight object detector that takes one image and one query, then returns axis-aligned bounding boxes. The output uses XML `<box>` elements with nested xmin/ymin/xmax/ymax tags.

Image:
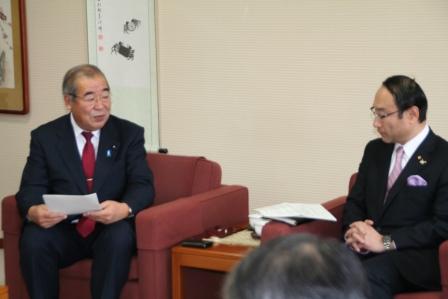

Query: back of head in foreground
<box><xmin>223</xmin><ymin>234</ymin><xmax>368</xmax><ymax>299</ymax></box>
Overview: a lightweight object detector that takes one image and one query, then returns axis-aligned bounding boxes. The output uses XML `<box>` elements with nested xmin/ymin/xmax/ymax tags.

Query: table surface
<box><xmin>0</xmin><ymin>285</ymin><xmax>8</xmax><ymax>299</ymax></box>
<box><xmin>171</xmin><ymin>243</ymin><xmax>255</xmax><ymax>299</ymax></box>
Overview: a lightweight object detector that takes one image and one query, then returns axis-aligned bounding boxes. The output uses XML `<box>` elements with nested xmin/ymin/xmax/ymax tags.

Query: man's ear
<box><xmin>64</xmin><ymin>95</ymin><xmax>72</xmax><ymax>110</ymax></box>
<box><xmin>407</xmin><ymin>106</ymin><xmax>420</xmax><ymax>122</ymax></box>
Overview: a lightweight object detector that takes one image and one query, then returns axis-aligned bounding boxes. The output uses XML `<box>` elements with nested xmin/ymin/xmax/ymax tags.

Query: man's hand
<box><xmin>27</xmin><ymin>204</ymin><xmax>67</xmax><ymax>228</ymax></box>
<box><xmin>84</xmin><ymin>200</ymin><xmax>130</xmax><ymax>224</ymax></box>
<box><xmin>344</xmin><ymin>219</ymin><xmax>385</xmax><ymax>253</ymax></box>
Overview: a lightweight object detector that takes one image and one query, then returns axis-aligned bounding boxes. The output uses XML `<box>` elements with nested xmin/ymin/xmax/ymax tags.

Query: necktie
<box><xmin>386</xmin><ymin>146</ymin><xmax>404</xmax><ymax>197</ymax></box>
<box><xmin>76</xmin><ymin>132</ymin><xmax>96</xmax><ymax>238</ymax></box>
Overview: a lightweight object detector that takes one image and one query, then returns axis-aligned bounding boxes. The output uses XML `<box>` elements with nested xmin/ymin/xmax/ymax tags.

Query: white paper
<box><xmin>254</xmin><ymin>202</ymin><xmax>336</xmax><ymax>222</ymax></box>
<box><xmin>43</xmin><ymin>193</ymin><xmax>102</xmax><ymax>215</ymax></box>
<box><xmin>249</xmin><ymin>213</ymin><xmax>272</xmax><ymax>236</ymax></box>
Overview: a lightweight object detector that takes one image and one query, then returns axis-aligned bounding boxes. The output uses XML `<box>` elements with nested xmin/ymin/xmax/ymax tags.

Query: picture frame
<box><xmin>0</xmin><ymin>0</ymin><xmax>28</xmax><ymax>114</ymax></box>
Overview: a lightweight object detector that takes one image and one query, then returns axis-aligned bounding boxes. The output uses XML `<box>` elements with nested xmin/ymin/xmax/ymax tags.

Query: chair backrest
<box><xmin>146</xmin><ymin>153</ymin><xmax>222</xmax><ymax>205</ymax></box>
<box><xmin>349</xmin><ymin>173</ymin><xmax>358</xmax><ymax>193</ymax></box>
<box><xmin>324</xmin><ymin>173</ymin><xmax>357</xmax><ymax>221</ymax></box>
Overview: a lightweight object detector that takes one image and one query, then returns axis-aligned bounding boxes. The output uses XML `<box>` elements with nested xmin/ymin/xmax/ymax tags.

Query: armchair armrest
<box><xmin>438</xmin><ymin>240</ymin><xmax>448</xmax><ymax>297</ymax></box>
<box><xmin>2</xmin><ymin>195</ymin><xmax>22</xmax><ymax>235</ymax></box>
<box><xmin>261</xmin><ymin>196</ymin><xmax>346</xmax><ymax>244</ymax></box>
<box><xmin>135</xmin><ymin>185</ymin><xmax>249</xmax><ymax>250</ymax></box>
<box><xmin>2</xmin><ymin>195</ymin><xmax>26</xmax><ymax>299</ymax></box>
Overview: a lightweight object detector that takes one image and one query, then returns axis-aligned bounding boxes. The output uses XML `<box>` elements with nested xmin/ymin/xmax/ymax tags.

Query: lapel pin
<box><xmin>106</xmin><ymin>149</ymin><xmax>112</xmax><ymax>158</ymax></box>
<box><xmin>417</xmin><ymin>155</ymin><xmax>427</xmax><ymax>165</ymax></box>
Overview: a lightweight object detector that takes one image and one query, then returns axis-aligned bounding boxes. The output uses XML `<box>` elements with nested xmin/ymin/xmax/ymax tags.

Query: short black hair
<box><xmin>382</xmin><ymin>75</ymin><xmax>427</xmax><ymax>122</ymax></box>
<box><xmin>223</xmin><ymin>234</ymin><xmax>368</xmax><ymax>299</ymax></box>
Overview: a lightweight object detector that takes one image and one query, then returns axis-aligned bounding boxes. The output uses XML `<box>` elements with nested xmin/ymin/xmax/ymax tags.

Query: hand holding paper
<box><xmin>85</xmin><ymin>200</ymin><xmax>130</xmax><ymax>224</ymax></box>
<box><xmin>27</xmin><ymin>204</ymin><xmax>67</xmax><ymax>229</ymax></box>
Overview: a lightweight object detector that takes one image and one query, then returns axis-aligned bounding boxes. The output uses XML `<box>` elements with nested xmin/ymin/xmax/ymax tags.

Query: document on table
<box><xmin>254</xmin><ymin>202</ymin><xmax>336</xmax><ymax>223</ymax></box>
<box><xmin>43</xmin><ymin>193</ymin><xmax>102</xmax><ymax>215</ymax></box>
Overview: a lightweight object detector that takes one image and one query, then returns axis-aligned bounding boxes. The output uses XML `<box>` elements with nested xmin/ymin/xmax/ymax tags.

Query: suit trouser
<box><xmin>362</xmin><ymin>252</ymin><xmax>428</xmax><ymax>299</ymax></box>
<box><xmin>20</xmin><ymin>220</ymin><xmax>135</xmax><ymax>299</ymax></box>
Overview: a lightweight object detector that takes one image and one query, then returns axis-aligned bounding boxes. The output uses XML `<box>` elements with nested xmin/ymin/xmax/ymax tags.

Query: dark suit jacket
<box><xmin>16</xmin><ymin>114</ymin><xmax>154</xmax><ymax>220</ymax></box>
<box><xmin>342</xmin><ymin>129</ymin><xmax>448</xmax><ymax>289</ymax></box>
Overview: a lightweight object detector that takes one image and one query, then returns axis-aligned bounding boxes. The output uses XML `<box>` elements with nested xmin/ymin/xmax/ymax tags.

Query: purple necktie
<box><xmin>385</xmin><ymin>146</ymin><xmax>404</xmax><ymax>200</ymax></box>
<box><xmin>76</xmin><ymin>132</ymin><xmax>96</xmax><ymax>238</ymax></box>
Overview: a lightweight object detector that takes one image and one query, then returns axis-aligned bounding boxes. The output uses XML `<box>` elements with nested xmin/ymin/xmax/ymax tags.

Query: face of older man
<box><xmin>64</xmin><ymin>74</ymin><xmax>111</xmax><ymax>131</ymax></box>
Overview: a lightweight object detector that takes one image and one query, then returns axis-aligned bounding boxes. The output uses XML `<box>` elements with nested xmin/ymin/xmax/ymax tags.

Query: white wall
<box><xmin>1</xmin><ymin>1</ymin><xmax>448</xmax><ymax>230</ymax></box>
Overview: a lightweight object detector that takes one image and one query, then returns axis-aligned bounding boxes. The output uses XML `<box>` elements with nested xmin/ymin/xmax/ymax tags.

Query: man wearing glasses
<box><xmin>17</xmin><ymin>64</ymin><xmax>155</xmax><ymax>299</ymax></box>
<box><xmin>342</xmin><ymin>75</ymin><xmax>448</xmax><ymax>298</ymax></box>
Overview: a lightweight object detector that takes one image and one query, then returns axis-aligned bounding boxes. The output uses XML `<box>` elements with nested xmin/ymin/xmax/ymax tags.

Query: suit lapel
<box><xmin>56</xmin><ymin>115</ymin><xmax>88</xmax><ymax>193</ymax></box>
<box><xmin>93</xmin><ymin>118</ymin><xmax>120</xmax><ymax>192</ymax></box>
<box><xmin>383</xmin><ymin>130</ymin><xmax>436</xmax><ymax>210</ymax></box>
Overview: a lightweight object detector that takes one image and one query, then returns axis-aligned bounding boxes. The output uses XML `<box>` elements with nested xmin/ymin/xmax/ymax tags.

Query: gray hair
<box><xmin>223</xmin><ymin>234</ymin><xmax>368</xmax><ymax>299</ymax></box>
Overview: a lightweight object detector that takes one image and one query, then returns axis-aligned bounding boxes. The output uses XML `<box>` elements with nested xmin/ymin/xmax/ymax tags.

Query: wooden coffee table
<box><xmin>171</xmin><ymin>244</ymin><xmax>254</xmax><ymax>299</ymax></box>
<box><xmin>0</xmin><ymin>286</ymin><xmax>8</xmax><ymax>299</ymax></box>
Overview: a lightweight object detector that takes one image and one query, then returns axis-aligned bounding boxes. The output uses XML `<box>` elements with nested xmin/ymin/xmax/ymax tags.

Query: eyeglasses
<box><xmin>370</xmin><ymin>107</ymin><xmax>399</xmax><ymax>120</ymax></box>
<box><xmin>70</xmin><ymin>91</ymin><xmax>111</xmax><ymax>105</ymax></box>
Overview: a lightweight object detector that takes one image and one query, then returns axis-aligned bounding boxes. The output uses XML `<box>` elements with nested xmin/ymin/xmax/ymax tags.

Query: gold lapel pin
<box><xmin>417</xmin><ymin>155</ymin><xmax>427</xmax><ymax>165</ymax></box>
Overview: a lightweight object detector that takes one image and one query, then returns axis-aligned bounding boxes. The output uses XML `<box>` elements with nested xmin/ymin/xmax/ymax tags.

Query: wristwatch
<box><xmin>383</xmin><ymin>235</ymin><xmax>393</xmax><ymax>251</ymax></box>
<box><xmin>127</xmin><ymin>205</ymin><xmax>134</xmax><ymax>218</ymax></box>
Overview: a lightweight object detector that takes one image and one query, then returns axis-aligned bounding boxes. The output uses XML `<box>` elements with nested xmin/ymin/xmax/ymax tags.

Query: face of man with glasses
<box><xmin>64</xmin><ymin>74</ymin><xmax>111</xmax><ymax>132</ymax></box>
<box><xmin>370</xmin><ymin>86</ymin><xmax>417</xmax><ymax>144</ymax></box>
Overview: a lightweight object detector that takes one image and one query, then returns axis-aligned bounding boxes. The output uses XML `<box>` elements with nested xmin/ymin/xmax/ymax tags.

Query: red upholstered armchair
<box><xmin>261</xmin><ymin>174</ymin><xmax>448</xmax><ymax>299</ymax></box>
<box><xmin>2</xmin><ymin>152</ymin><xmax>249</xmax><ymax>299</ymax></box>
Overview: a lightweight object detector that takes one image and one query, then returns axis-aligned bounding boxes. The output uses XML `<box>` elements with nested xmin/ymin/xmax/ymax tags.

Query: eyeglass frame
<box><xmin>370</xmin><ymin>106</ymin><xmax>399</xmax><ymax>120</ymax></box>
<box><xmin>68</xmin><ymin>90</ymin><xmax>111</xmax><ymax>105</ymax></box>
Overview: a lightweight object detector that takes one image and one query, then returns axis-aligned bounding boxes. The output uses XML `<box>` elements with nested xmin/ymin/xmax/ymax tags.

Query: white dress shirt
<box><xmin>70</xmin><ymin>113</ymin><xmax>100</xmax><ymax>158</ymax></box>
<box><xmin>388</xmin><ymin>124</ymin><xmax>430</xmax><ymax>174</ymax></box>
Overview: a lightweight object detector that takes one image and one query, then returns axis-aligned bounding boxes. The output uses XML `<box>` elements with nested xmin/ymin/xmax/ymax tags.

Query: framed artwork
<box><xmin>0</xmin><ymin>0</ymin><xmax>28</xmax><ymax>114</ymax></box>
<box><xmin>86</xmin><ymin>0</ymin><xmax>159</xmax><ymax>150</ymax></box>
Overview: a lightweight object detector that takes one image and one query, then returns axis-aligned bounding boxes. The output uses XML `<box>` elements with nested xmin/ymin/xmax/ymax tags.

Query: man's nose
<box><xmin>93</xmin><ymin>98</ymin><xmax>106</xmax><ymax>109</ymax></box>
<box><xmin>372</xmin><ymin>118</ymin><xmax>381</xmax><ymax>128</ymax></box>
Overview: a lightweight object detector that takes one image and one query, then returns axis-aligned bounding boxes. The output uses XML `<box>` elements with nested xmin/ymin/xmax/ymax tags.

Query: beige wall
<box><xmin>157</xmin><ymin>0</ymin><xmax>448</xmax><ymax>210</ymax></box>
<box><xmin>0</xmin><ymin>1</ymin><xmax>88</xmax><ymax>206</ymax></box>
<box><xmin>1</xmin><ymin>0</ymin><xmax>448</xmax><ymax>228</ymax></box>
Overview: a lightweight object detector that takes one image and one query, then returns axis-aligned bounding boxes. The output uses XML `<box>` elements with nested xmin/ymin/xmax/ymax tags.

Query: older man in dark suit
<box><xmin>342</xmin><ymin>75</ymin><xmax>448</xmax><ymax>298</ymax></box>
<box><xmin>17</xmin><ymin>64</ymin><xmax>154</xmax><ymax>299</ymax></box>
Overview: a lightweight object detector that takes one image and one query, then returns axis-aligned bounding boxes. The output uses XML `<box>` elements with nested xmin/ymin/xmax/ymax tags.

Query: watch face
<box><xmin>128</xmin><ymin>207</ymin><xmax>134</xmax><ymax>218</ymax></box>
<box><xmin>383</xmin><ymin>235</ymin><xmax>392</xmax><ymax>250</ymax></box>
